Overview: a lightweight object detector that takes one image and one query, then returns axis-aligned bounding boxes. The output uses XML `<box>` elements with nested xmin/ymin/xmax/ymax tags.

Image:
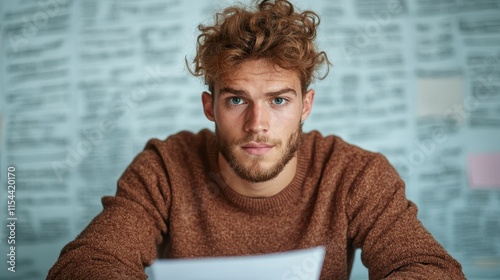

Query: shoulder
<box><xmin>122</xmin><ymin>130</ymin><xmax>215</xmax><ymax>175</ymax></box>
<box><xmin>301</xmin><ymin>130</ymin><xmax>382</xmax><ymax>168</ymax></box>
<box><xmin>143</xmin><ymin>129</ymin><xmax>215</xmax><ymax>158</ymax></box>
<box><xmin>301</xmin><ymin>131</ymin><xmax>400</xmax><ymax>188</ymax></box>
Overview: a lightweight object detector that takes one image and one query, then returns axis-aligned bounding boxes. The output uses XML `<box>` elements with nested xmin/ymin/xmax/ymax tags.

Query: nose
<box><xmin>244</xmin><ymin>102</ymin><xmax>269</xmax><ymax>134</ymax></box>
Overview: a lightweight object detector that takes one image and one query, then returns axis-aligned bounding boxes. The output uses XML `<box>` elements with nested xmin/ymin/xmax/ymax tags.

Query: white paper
<box><xmin>151</xmin><ymin>246</ymin><xmax>325</xmax><ymax>280</ymax></box>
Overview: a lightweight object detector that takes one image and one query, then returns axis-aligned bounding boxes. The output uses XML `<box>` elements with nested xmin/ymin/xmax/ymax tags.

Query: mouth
<box><xmin>241</xmin><ymin>142</ymin><xmax>274</xmax><ymax>156</ymax></box>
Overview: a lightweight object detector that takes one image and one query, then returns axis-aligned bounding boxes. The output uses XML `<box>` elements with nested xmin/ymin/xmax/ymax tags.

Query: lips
<box><xmin>241</xmin><ymin>142</ymin><xmax>273</xmax><ymax>155</ymax></box>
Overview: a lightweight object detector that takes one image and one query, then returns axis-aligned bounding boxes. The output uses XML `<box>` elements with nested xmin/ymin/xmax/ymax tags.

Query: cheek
<box><xmin>271</xmin><ymin>105</ymin><xmax>302</xmax><ymax>125</ymax></box>
<box><xmin>214</xmin><ymin>107</ymin><xmax>242</xmax><ymax>132</ymax></box>
<box><xmin>215</xmin><ymin>102</ymin><xmax>249</xmax><ymax>123</ymax></box>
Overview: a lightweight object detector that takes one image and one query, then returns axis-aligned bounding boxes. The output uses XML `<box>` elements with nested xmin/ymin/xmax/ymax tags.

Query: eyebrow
<box><xmin>218</xmin><ymin>87</ymin><xmax>297</xmax><ymax>97</ymax></box>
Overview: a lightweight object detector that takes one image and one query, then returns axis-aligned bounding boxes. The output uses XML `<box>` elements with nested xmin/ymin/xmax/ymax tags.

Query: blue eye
<box><xmin>272</xmin><ymin>97</ymin><xmax>286</xmax><ymax>105</ymax></box>
<box><xmin>228</xmin><ymin>97</ymin><xmax>244</xmax><ymax>105</ymax></box>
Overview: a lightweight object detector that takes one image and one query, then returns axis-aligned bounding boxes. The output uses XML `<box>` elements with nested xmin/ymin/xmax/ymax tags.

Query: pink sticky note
<box><xmin>468</xmin><ymin>153</ymin><xmax>500</xmax><ymax>189</ymax></box>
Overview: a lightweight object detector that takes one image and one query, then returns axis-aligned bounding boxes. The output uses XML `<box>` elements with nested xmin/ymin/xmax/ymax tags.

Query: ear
<box><xmin>202</xmin><ymin>91</ymin><xmax>215</xmax><ymax>122</ymax></box>
<box><xmin>301</xmin><ymin>89</ymin><xmax>315</xmax><ymax>122</ymax></box>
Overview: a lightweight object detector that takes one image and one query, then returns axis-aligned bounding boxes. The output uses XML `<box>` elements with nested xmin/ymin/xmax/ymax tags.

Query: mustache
<box><xmin>234</xmin><ymin>134</ymin><xmax>281</xmax><ymax>146</ymax></box>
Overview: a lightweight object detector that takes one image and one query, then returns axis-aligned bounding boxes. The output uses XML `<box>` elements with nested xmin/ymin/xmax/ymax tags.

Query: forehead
<box><xmin>216</xmin><ymin>59</ymin><xmax>301</xmax><ymax>91</ymax></box>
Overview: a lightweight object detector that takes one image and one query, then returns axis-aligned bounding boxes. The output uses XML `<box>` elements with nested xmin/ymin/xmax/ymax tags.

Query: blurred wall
<box><xmin>1</xmin><ymin>0</ymin><xmax>499</xmax><ymax>279</ymax></box>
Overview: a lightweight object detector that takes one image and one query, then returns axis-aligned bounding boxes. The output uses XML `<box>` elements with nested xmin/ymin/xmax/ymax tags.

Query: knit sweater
<box><xmin>48</xmin><ymin>129</ymin><xmax>465</xmax><ymax>279</ymax></box>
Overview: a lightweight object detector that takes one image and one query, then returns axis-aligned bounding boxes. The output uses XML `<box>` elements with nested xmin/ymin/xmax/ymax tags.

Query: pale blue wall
<box><xmin>1</xmin><ymin>0</ymin><xmax>499</xmax><ymax>279</ymax></box>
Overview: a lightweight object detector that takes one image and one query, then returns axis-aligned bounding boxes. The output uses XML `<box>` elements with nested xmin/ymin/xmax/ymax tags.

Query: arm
<box><xmin>47</xmin><ymin>142</ymin><xmax>171</xmax><ymax>279</ymax></box>
<box><xmin>347</xmin><ymin>154</ymin><xmax>465</xmax><ymax>279</ymax></box>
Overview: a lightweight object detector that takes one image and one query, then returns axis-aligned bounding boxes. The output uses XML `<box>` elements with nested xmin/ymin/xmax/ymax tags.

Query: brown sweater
<box><xmin>48</xmin><ymin>129</ymin><xmax>465</xmax><ymax>279</ymax></box>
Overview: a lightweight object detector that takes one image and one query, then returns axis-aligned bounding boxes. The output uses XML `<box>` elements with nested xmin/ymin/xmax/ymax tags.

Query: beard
<box><xmin>215</xmin><ymin>123</ymin><xmax>303</xmax><ymax>183</ymax></box>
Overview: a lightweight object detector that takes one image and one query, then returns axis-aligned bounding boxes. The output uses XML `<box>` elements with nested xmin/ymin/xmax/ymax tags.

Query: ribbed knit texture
<box><xmin>48</xmin><ymin>129</ymin><xmax>465</xmax><ymax>279</ymax></box>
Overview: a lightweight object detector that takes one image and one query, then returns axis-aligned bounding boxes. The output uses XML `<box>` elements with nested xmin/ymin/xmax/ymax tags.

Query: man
<box><xmin>48</xmin><ymin>0</ymin><xmax>465</xmax><ymax>279</ymax></box>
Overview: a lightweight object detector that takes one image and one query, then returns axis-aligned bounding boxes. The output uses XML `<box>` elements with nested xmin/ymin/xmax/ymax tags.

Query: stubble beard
<box><xmin>215</xmin><ymin>123</ymin><xmax>303</xmax><ymax>183</ymax></box>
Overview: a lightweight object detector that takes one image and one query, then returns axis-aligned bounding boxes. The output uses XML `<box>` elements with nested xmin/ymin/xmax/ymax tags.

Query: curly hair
<box><xmin>189</xmin><ymin>0</ymin><xmax>330</xmax><ymax>94</ymax></box>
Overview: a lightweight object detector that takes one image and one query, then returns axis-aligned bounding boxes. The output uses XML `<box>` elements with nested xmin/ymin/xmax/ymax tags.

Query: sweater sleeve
<box><xmin>346</xmin><ymin>154</ymin><xmax>465</xmax><ymax>279</ymax></box>
<box><xmin>47</xmin><ymin>142</ymin><xmax>171</xmax><ymax>280</ymax></box>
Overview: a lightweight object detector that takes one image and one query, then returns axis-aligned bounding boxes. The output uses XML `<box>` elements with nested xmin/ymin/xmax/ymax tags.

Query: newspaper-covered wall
<box><xmin>1</xmin><ymin>0</ymin><xmax>499</xmax><ymax>279</ymax></box>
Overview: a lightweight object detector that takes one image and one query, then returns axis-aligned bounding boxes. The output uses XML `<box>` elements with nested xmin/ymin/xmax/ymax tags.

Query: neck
<box><xmin>218</xmin><ymin>153</ymin><xmax>298</xmax><ymax>198</ymax></box>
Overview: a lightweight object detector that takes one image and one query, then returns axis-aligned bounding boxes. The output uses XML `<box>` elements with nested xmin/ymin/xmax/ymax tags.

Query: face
<box><xmin>202</xmin><ymin>59</ymin><xmax>314</xmax><ymax>183</ymax></box>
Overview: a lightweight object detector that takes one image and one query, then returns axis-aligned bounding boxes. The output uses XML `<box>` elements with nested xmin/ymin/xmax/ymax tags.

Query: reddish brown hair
<box><xmin>189</xmin><ymin>0</ymin><xmax>330</xmax><ymax>94</ymax></box>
